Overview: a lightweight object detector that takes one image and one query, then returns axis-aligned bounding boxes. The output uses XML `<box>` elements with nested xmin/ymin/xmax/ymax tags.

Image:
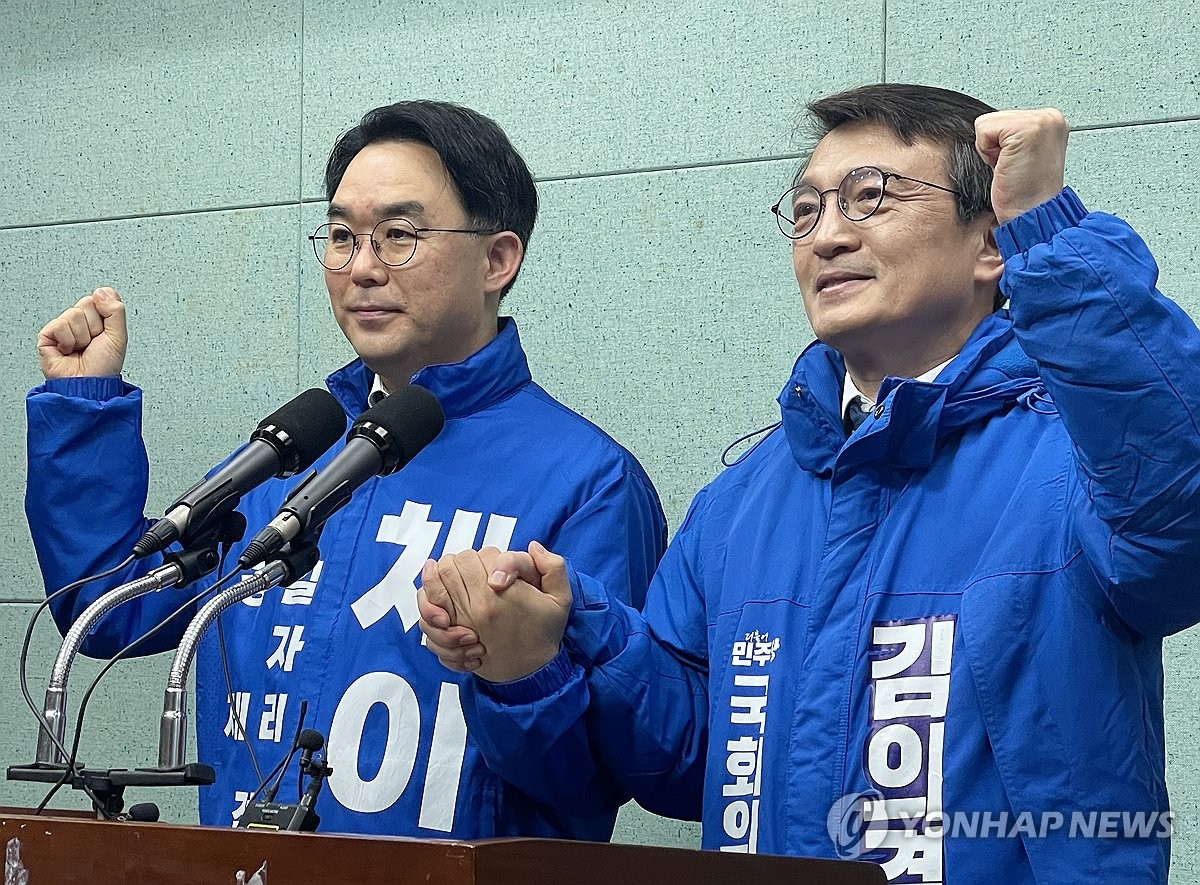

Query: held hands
<box><xmin>417</xmin><ymin>542</ymin><xmax>572</xmax><ymax>683</ymax></box>
<box><xmin>975</xmin><ymin>108</ymin><xmax>1070</xmax><ymax>226</ymax></box>
<box><xmin>37</xmin><ymin>287</ymin><xmax>129</xmax><ymax>379</ymax></box>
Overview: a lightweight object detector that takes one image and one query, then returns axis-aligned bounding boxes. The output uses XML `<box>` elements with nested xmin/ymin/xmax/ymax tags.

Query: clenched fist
<box><xmin>37</xmin><ymin>287</ymin><xmax>129</xmax><ymax>379</ymax></box>
<box><xmin>975</xmin><ymin>108</ymin><xmax>1070</xmax><ymax>225</ymax></box>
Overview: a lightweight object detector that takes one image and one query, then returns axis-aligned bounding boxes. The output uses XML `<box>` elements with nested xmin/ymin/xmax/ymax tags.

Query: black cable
<box><xmin>213</xmin><ymin>541</ymin><xmax>265</xmax><ymax>790</ymax></box>
<box><xmin>19</xmin><ymin>554</ymin><xmax>137</xmax><ymax>814</ymax></box>
<box><xmin>217</xmin><ymin>617</ymin><xmax>265</xmax><ymax>788</ymax></box>
<box><xmin>35</xmin><ymin>561</ymin><xmax>245</xmax><ymax>814</ymax></box>
<box><xmin>257</xmin><ymin>699</ymin><xmax>308</xmax><ymax>805</ymax></box>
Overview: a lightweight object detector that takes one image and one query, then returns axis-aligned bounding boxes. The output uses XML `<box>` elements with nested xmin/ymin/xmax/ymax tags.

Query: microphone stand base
<box><xmin>7</xmin><ymin>761</ymin><xmax>216</xmax><ymax>819</ymax></box>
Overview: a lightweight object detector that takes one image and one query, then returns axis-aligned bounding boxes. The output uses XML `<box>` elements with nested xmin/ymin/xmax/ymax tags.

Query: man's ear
<box><xmin>976</xmin><ymin>222</ymin><xmax>1005</xmax><ymax>286</ymax></box>
<box><xmin>482</xmin><ymin>231</ymin><xmax>524</xmax><ymax>299</ymax></box>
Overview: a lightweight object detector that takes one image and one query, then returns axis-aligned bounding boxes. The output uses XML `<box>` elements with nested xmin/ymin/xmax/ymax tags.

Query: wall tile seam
<box><xmin>534</xmin><ymin>153</ymin><xmax>814</xmax><ymax>183</ymax></box>
<box><xmin>295</xmin><ymin>0</ymin><xmax>307</xmax><ymax>391</ymax></box>
<box><xmin>1</xmin><ymin>155</ymin><xmax>809</xmax><ymax>230</ymax></box>
<box><xmin>7</xmin><ymin>112</ymin><xmax>1200</xmax><ymax>231</ymax></box>
<box><xmin>1071</xmin><ymin>114</ymin><xmax>1200</xmax><ymax>132</ymax></box>
<box><xmin>0</xmin><ymin>200</ymin><xmax>309</xmax><ymax>233</ymax></box>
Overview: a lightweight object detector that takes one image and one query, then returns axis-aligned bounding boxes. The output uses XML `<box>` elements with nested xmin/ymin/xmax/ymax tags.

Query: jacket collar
<box><xmin>779</xmin><ymin>313</ymin><xmax>1042</xmax><ymax>476</ymax></box>
<box><xmin>325</xmin><ymin>316</ymin><xmax>532</xmax><ymax>419</ymax></box>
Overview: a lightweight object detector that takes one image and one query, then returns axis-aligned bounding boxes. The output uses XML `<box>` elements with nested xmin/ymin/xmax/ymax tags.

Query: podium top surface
<box><xmin>0</xmin><ymin>811</ymin><xmax>885</xmax><ymax>884</ymax></box>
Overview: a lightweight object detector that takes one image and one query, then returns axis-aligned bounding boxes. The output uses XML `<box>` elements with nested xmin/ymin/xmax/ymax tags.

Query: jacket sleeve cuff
<box><xmin>477</xmin><ymin>645</ymin><xmax>573</xmax><ymax>704</ymax></box>
<box><xmin>35</xmin><ymin>376</ymin><xmax>131</xmax><ymax>401</ymax></box>
<box><xmin>995</xmin><ymin>187</ymin><xmax>1089</xmax><ymax>259</ymax></box>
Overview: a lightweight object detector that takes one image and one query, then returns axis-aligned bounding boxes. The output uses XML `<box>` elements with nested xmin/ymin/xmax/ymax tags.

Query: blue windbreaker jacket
<box><xmin>461</xmin><ymin>190</ymin><xmax>1200</xmax><ymax>883</ymax></box>
<box><xmin>25</xmin><ymin>318</ymin><xmax>666</xmax><ymax>839</ymax></box>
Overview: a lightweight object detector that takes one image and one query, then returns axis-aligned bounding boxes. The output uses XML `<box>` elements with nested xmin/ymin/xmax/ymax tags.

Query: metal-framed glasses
<box><xmin>309</xmin><ymin>218</ymin><xmax>498</xmax><ymax>270</ymax></box>
<box><xmin>770</xmin><ymin>166</ymin><xmax>961</xmax><ymax>240</ymax></box>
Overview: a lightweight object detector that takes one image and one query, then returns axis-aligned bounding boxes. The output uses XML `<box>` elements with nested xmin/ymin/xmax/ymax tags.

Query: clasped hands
<box><xmin>417</xmin><ymin>541</ymin><xmax>571</xmax><ymax>683</ymax></box>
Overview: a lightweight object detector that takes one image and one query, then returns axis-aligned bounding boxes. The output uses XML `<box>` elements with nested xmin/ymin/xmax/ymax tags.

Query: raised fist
<box><xmin>37</xmin><ymin>287</ymin><xmax>129</xmax><ymax>379</ymax></box>
<box><xmin>975</xmin><ymin>108</ymin><xmax>1070</xmax><ymax>225</ymax></box>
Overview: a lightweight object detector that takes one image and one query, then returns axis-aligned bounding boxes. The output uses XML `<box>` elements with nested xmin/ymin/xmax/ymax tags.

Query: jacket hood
<box><xmin>779</xmin><ymin>313</ymin><xmax>1044</xmax><ymax>475</ymax></box>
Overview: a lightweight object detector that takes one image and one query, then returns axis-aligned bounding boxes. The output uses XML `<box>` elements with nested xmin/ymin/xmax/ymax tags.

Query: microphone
<box><xmin>295</xmin><ymin>729</ymin><xmax>324</xmax><ymax>775</ymax></box>
<box><xmin>133</xmin><ymin>389</ymin><xmax>346</xmax><ymax>558</ymax></box>
<box><xmin>117</xmin><ymin>802</ymin><xmax>160</xmax><ymax>822</ymax></box>
<box><xmin>286</xmin><ymin>730</ymin><xmax>332</xmax><ymax>832</ymax></box>
<box><xmin>238</xmin><ymin>385</ymin><xmax>444</xmax><ymax>569</ymax></box>
<box><xmin>237</xmin><ymin>729</ymin><xmax>330</xmax><ymax>832</ymax></box>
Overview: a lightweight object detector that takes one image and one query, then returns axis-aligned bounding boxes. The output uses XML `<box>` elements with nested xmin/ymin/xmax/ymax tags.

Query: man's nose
<box><xmin>808</xmin><ymin>197</ymin><xmax>858</xmax><ymax>256</ymax></box>
<box><xmin>347</xmin><ymin>234</ymin><xmax>387</xmax><ymax>282</ymax></box>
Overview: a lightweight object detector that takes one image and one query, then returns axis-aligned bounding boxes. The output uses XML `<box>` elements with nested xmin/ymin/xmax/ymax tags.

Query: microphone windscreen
<box><xmin>128</xmin><ymin>802</ymin><xmax>160</xmax><ymax>822</ymax></box>
<box><xmin>297</xmin><ymin>729</ymin><xmax>325</xmax><ymax>752</ymax></box>
<box><xmin>358</xmin><ymin>385</ymin><xmax>445</xmax><ymax>472</ymax></box>
<box><xmin>258</xmin><ymin>389</ymin><xmax>347</xmax><ymax>471</ymax></box>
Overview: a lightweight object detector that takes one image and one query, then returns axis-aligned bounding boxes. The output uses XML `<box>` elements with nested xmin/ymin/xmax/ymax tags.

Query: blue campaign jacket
<box><xmin>462</xmin><ymin>191</ymin><xmax>1200</xmax><ymax>882</ymax></box>
<box><xmin>25</xmin><ymin>318</ymin><xmax>666</xmax><ymax>839</ymax></box>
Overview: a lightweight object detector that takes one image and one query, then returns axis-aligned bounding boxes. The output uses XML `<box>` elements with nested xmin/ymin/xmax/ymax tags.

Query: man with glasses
<box><xmin>27</xmin><ymin>100</ymin><xmax>666</xmax><ymax>838</ymax></box>
<box><xmin>419</xmin><ymin>84</ymin><xmax>1200</xmax><ymax>881</ymax></box>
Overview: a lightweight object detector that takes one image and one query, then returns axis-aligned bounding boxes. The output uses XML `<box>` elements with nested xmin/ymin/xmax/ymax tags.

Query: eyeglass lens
<box><xmin>775</xmin><ymin>167</ymin><xmax>887</xmax><ymax>239</ymax></box>
<box><xmin>311</xmin><ymin>219</ymin><xmax>420</xmax><ymax>270</ymax></box>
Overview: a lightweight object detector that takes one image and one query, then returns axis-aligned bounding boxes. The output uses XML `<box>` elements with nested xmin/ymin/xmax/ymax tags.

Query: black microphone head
<box><xmin>350</xmin><ymin>385</ymin><xmax>445</xmax><ymax>476</ymax></box>
<box><xmin>253</xmin><ymin>388</ymin><xmax>347</xmax><ymax>477</ymax></box>
<box><xmin>128</xmin><ymin>802</ymin><xmax>160</xmax><ymax>822</ymax></box>
<box><xmin>298</xmin><ymin>729</ymin><xmax>325</xmax><ymax>753</ymax></box>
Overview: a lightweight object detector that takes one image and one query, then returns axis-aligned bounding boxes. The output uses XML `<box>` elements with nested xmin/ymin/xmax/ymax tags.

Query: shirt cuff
<box><xmin>35</xmin><ymin>375</ymin><xmax>130</xmax><ymax>401</ymax></box>
<box><xmin>478</xmin><ymin>646</ymin><xmax>573</xmax><ymax>704</ymax></box>
<box><xmin>995</xmin><ymin>187</ymin><xmax>1089</xmax><ymax>260</ymax></box>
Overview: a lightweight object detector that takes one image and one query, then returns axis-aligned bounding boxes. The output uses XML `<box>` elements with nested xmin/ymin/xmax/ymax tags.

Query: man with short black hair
<box><xmin>420</xmin><ymin>84</ymin><xmax>1200</xmax><ymax>882</ymax></box>
<box><xmin>28</xmin><ymin>100</ymin><xmax>666</xmax><ymax>839</ymax></box>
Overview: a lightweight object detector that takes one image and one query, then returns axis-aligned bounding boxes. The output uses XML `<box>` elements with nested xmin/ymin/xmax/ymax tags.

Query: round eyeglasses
<box><xmin>309</xmin><ymin>218</ymin><xmax>498</xmax><ymax>270</ymax></box>
<box><xmin>770</xmin><ymin>166</ymin><xmax>961</xmax><ymax>240</ymax></box>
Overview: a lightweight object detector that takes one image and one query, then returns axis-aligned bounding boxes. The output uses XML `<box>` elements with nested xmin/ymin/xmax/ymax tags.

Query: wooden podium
<box><xmin>0</xmin><ymin>810</ymin><xmax>886</xmax><ymax>884</ymax></box>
